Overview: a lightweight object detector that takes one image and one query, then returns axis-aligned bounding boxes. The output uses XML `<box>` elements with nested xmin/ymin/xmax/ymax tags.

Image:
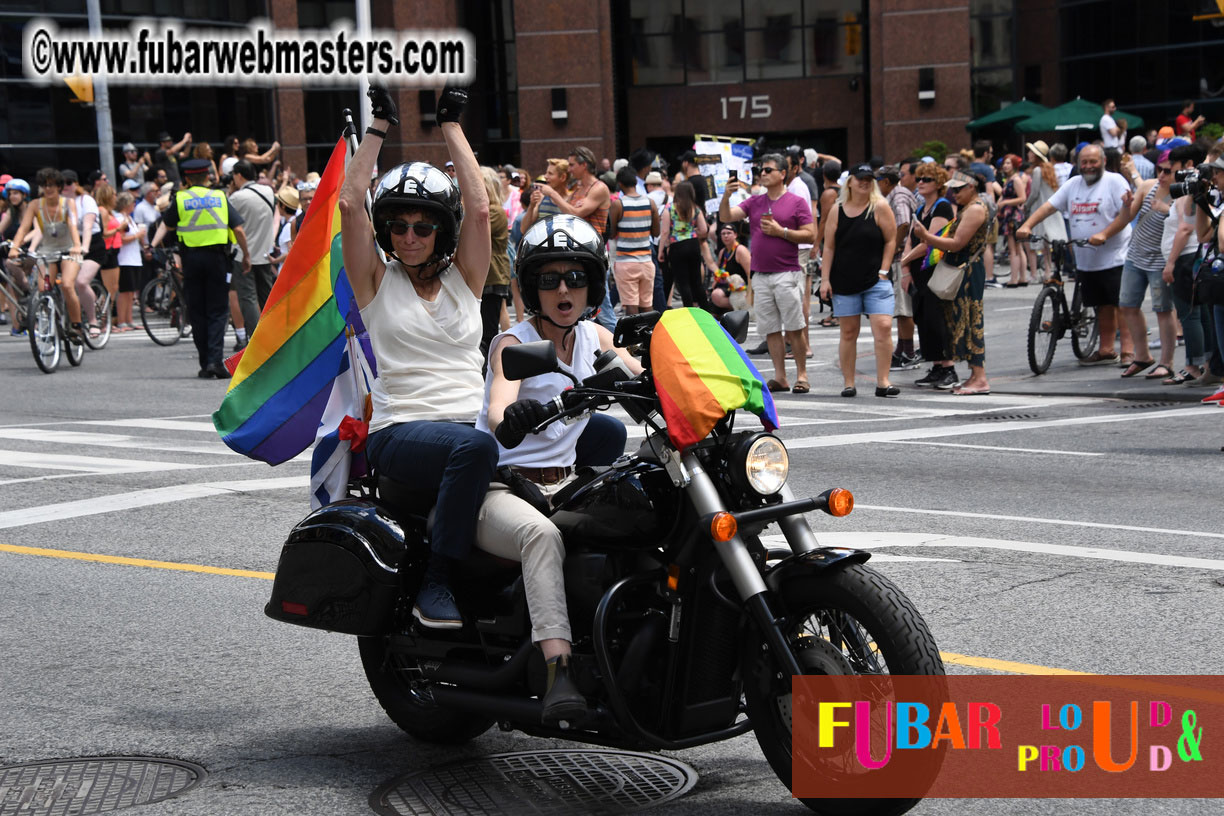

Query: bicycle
<box><xmin>1025</xmin><ymin>237</ymin><xmax>1099</xmax><ymax>375</ymax></box>
<box><xmin>81</xmin><ymin>276</ymin><xmax>113</xmax><ymax>350</ymax></box>
<box><xmin>24</xmin><ymin>250</ymin><xmax>86</xmax><ymax>373</ymax></box>
<box><xmin>0</xmin><ymin>241</ymin><xmax>32</xmax><ymax>334</ymax></box>
<box><xmin>140</xmin><ymin>248</ymin><xmax>190</xmax><ymax>346</ymax></box>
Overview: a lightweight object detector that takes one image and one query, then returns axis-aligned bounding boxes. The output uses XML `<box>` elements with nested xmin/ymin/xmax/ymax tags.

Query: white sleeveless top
<box><xmin>361</xmin><ymin>261</ymin><xmax>483</xmax><ymax>432</ymax></box>
<box><xmin>475</xmin><ymin>320</ymin><xmax>599</xmax><ymax>468</ymax></box>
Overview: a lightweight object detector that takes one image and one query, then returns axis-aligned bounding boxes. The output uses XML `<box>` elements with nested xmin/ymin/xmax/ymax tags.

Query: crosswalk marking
<box><xmin>0</xmin><ymin>428</ymin><xmax>235</xmax><ymax>456</ymax></box>
<box><xmin>79</xmin><ymin>418</ymin><xmax>219</xmax><ymax>433</ymax></box>
<box><xmin>0</xmin><ymin>449</ymin><xmax>202</xmax><ymax>474</ymax></box>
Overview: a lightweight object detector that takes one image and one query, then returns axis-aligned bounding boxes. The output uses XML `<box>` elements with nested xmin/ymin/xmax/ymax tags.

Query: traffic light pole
<box><xmin>86</xmin><ymin>0</ymin><xmax>115</xmax><ymax>183</ymax></box>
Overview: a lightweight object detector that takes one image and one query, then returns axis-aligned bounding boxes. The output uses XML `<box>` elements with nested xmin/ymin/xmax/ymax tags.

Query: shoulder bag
<box><xmin>929</xmin><ymin>204</ymin><xmax>990</xmax><ymax>301</ymax></box>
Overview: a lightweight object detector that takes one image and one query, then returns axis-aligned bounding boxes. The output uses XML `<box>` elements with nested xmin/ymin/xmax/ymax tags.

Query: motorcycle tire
<box><xmin>358</xmin><ymin>635</ymin><xmax>495</xmax><ymax>745</ymax></box>
<box><xmin>742</xmin><ymin>563</ymin><xmax>945</xmax><ymax>816</ymax></box>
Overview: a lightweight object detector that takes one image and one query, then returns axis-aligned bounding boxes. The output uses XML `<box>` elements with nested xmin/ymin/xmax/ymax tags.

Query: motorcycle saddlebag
<box><xmin>265</xmin><ymin>499</ymin><xmax>423</xmax><ymax>636</ymax></box>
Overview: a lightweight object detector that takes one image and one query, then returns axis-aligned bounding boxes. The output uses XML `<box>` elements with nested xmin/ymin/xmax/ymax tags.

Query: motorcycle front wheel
<box><xmin>358</xmin><ymin>635</ymin><xmax>494</xmax><ymax>745</ymax></box>
<box><xmin>743</xmin><ymin>563</ymin><xmax>945</xmax><ymax>816</ymax></box>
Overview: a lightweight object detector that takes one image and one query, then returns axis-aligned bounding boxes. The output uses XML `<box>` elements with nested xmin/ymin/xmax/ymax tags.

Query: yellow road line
<box><xmin>0</xmin><ymin>542</ymin><xmax>275</xmax><ymax>580</ymax></box>
<box><xmin>940</xmin><ymin>650</ymin><xmax>1092</xmax><ymax>676</ymax></box>
<box><xmin>2</xmin><ymin>542</ymin><xmax>1091</xmax><ymax>676</ymax></box>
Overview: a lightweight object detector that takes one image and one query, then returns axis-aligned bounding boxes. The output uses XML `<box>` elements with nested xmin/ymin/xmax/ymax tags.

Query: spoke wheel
<box><xmin>743</xmin><ymin>564</ymin><xmax>945</xmax><ymax>816</ymax></box>
<box><xmin>1026</xmin><ymin>286</ymin><xmax>1060</xmax><ymax>374</ymax></box>
<box><xmin>1070</xmin><ymin>283</ymin><xmax>1100</xmax><ymax>360</ymax></box>
<box><xmin>82</xmin><ymin>279</ymin><xmax>113</xmax><ymax>349</ymax></box>
<box><xmin>141</xmin><ymin>276</ymin><xmax>185</xmax><ymax>346</ymax></box>
<box><xmin>27</xmin><ymin>293</ymin><xmax>60</xmax><ymax>373</ymax></box>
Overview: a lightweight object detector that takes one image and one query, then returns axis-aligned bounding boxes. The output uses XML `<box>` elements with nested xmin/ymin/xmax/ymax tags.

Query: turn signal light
<box><xmin>710</xmin><ymin>511</ymin><xmax>738</xmax><ymax>542</ymax></box>
<box><xmin>667</xmin><ymin>563</ymin><xmax>681</xmax><ymax>592</ymax></box>
<box><xmin>827</xmin><ymin>488</ymin><xmax>854</xmax><ymax>517</ymax></box>
<box><xmin>281</xmin><ymin>601</ymin><xmax>308</xmax><ymax>616</ymax></box>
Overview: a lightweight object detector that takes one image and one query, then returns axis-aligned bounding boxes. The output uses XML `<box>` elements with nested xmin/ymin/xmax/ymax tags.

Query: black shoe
<box><xmin>542</xmin><ymin>654</ymin><xmax>588</xmax><ymax>726</ymax></box>
<box><xmin>890</xmin><ymin>351</ymin><xmax>921</xmax><ymax>371</ymax></box>
<box><xmin>67</xmin><ymin>322</ymin><xmax>85</xmax><ymax>346</ymax></box>
<box><xmin>933</xmin><ymin>367</ymin><xmax>960</xmax><ymax>390</ymax></box>
<box><xmin>233</xmin><ymin>337</ymin><xmax>248</xmax><ymax>352</ymax></box>
<box><xmin>914</xmin><ymin>366</ymin><xmax>941</xmax><ymax>387</ymax></box>
<box><xmin>746</xmin><ymin>340</ymin><xmax>769</xmax><ymax>355</ymax></box>
<box><xmin>840</xmin><ymin>386</ymin><xmax>857</xmax><ymax>398</ymax></box>
<box><xmin>198</xmin><ymin>363</ymin><xmax>231</xmax><ymax>379</ymax></box>
<box><xmin>875</xmin><ymin>385</ymin><xmax>901</xmax><ymax>398</ymax></box>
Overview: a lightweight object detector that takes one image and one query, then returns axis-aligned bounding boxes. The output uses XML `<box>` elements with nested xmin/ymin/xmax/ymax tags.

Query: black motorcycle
<box><xmin>265</xmin><ymin>311</ymin><xmax>944</xmax><ymax>815</ymax></box>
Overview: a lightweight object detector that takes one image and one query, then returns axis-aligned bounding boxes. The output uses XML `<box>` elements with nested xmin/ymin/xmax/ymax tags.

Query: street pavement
<box><xmin>0</xmin><ymin>285</ymin><xmax>1221</xmax><ymax>815</ymax></box>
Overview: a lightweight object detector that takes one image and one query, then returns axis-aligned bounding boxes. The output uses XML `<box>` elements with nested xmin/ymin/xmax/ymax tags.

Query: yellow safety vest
<box><xmin>174</xmin><ymin>186</ymin><xmax>230</xmax><ymax>248</ymax></box>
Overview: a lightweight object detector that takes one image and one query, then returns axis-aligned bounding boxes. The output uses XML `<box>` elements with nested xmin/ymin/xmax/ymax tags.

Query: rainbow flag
<box><xmin>922</xmin><ymin>221</ymin><xmax>956</xmax><ymax>269</ymax></box>
<box><xmin>211</xmin><ymin>137</ymin><xmax>355</xmax><ymax>464</ymax></box>
<box><xmin>650</xmin><ymin>308</ymin><xmax>779</xmax><ymax>450</ymax></box>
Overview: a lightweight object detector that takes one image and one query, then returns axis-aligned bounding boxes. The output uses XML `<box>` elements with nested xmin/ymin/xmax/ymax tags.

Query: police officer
<box><xmin>154</xmin><ymin>157</ymin><xmax>250</xmax><ymax>378</ymax></box>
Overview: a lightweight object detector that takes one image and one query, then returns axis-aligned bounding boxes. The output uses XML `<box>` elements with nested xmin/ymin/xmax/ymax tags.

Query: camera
<box><xmin>1169</xmin><ymin>169</ymin><xmax>1207</xmax><ymax>200</ymax></box>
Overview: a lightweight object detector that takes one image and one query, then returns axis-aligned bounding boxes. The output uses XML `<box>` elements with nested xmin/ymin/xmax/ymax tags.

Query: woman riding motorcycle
<box><xmin>338</xmin><ymin>86</ymin><xmax>497</xmax><ymax>632</ymax></box>
<box><xmin>476</xmin><ymin>214</ymin><xmax>642</xmax><ymax>723</ymax></box>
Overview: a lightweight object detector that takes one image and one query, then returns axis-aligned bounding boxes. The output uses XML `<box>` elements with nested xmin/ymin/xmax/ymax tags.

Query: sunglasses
<box><xmin>916</xmin><ymin>177</ymin><xmax>937</xmax><ymax>183</ymax></box>
<box><xmin>1158</xmin><ymin>166</ymin><xmax>1173</xmax><ymax>175</ymax></box>
<box><xmin>386</xmin><ymin>220</ymin><xmax>441</xmax><ymax>238</ymax></box>
<box><xmin>758</xmin><ymin>167</ymin><xmax>780</xmax><ymax>175</ymax></box>
<box><xmin>537</xmin><ymin>269</ymin><xmax>588</xmax><ymax>290</ymax></box>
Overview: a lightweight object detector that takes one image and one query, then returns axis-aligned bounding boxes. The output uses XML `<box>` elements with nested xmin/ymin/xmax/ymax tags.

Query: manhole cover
<box><xmin>0</xmin><ymin>757</ymin><xmax>203</xmax><ymax>816</ymax></box>
<box><xmin>370</xmin><ymin>749</ymin><xmax>698</xmax><ymax>815</ymax></box>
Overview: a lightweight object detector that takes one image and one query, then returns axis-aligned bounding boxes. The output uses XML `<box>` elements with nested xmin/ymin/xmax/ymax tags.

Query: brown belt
<box><xmin>510</xmin><ymin>465</ymin><xmax>573</xmax><ymax>486</ymax></box>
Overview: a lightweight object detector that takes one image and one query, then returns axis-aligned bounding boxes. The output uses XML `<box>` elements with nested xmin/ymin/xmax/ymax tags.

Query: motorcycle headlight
<box><xmin>742</xmin><ymin>434</ymin><xmax>789</xmax><ymax>495</ymax></box>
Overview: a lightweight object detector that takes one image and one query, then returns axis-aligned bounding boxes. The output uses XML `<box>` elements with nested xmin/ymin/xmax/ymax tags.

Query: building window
<box><xmin>621</xmin><ymin>0</ymin><xmax>863</xmax><ymax>86</ymax></box>
<box><xmin>969</xmin><ymin>0</ymin><xmax>1015</xmax><ymax>118</ymax></box>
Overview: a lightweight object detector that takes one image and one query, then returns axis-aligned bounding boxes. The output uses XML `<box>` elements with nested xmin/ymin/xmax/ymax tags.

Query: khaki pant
<box><xmin>476</xmin><ymin>479</ymin><xmax>572</xmax><ymax>643</ymax></box>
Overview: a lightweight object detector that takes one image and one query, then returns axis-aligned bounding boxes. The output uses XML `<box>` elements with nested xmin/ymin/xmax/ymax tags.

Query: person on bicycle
<box><xmin>1</xmin><ymin>178</ymin><xmax>35</xmax><ymax>333</ymax></box>
<box><xmin>1017</xmin><ymin>144</ymin><xmax>1135</xmax><ymax>366</ymax></box>
<box><xmin>339</xmin><ymin>84</ymin><xmax>499</xmax><ymax>632</ymax></box>
<box><xmin>8</xmin><ymin>169</ymin><xmax>83</xmax><ymax>341</ymax></box>
<box><xmin>476</xmin><ymin>214</ymin><xmax>642</xmax><ymax>724</ymax></box>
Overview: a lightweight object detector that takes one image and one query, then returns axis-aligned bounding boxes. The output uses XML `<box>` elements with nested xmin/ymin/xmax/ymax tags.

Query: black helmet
<box><xmin>371</xmin><ymin>162</ymin><xmax>462</xmax><ymax>264</ymax></box>
<box><xmin>515</xmin><ymin>215</ymin><xmax>607</xmax><ymax>319</ymax></box>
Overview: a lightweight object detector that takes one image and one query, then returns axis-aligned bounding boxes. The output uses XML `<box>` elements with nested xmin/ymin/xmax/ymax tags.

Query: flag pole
<box><xmin>340</xmin><ymin>108</ymin><xmax>373</xmax><ymax>414</ymax></box>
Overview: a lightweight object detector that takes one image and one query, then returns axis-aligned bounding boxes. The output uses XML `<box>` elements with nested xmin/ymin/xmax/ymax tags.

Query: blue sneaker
<box><xmin>413</xmin><ymin>566</ymin><xmax>463</xmax><ymax>630</ymax></box>
<box><xmin>10</xmin><ymin>327</ymin><xmax>26</xmax><ymax>337</ymax></box>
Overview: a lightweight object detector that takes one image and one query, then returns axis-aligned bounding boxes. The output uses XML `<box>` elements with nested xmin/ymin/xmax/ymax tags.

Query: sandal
<box><xmin>792</xmin><ymin>379</ymin><xmax>810</xmax><ymax>394</ymax></box>
<box><xmin>1120</xmin><ymin>359</ymin><xmax>1155</xmax><ymax>378</ymax></box>
<box><xmin>818</xmin><ymin>316</ymin><xmax>837</xmax><ymax>328</ymax></box>
<box><xmin>1144</xmin><ymin>364</ymin><xmax>1174</xmax><ymax>380</ymax></box>
<box><xmin>87</xmin><ymin>323</ymin><xmax>101</xmax><ymax>339</ymax></box>
<box><xmin>766</xmin><ymin>378</ymin><xmax>789</xmax><ymax>393</ymax></box>
<box><xmin>1163</xmin><ymin>369</ymin><xmax>1192</xmax><ymax>385</ymax></box>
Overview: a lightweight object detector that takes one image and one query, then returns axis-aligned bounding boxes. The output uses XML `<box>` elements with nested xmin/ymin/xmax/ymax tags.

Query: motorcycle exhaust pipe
<box><xmin>419</xmin><ymin>638</ymin><xmax>533</xmax><ymax>691</ymax></box>
<box><xmin>429</xmin><ymin>685</ymin><xmax>544</xmax><ymax>721</ymax></box>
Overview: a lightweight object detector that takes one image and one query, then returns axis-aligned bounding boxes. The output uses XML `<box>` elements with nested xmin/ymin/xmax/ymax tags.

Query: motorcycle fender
<box><xmin>265</xmin><ymin>498</ymin><xmax>428</xmax><ymax>636</ymax></box>
<box><xmin>763</xmin><ymin>547</ymin><xmax>871</xmax><ymax>594</ymax></box>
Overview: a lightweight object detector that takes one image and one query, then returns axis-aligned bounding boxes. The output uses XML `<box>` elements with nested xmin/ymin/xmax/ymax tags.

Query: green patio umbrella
<box><xmin>966</xmin><ymin>99</ymin><xmax>1049</xmax><ymax>131</ymax></box>
<box><xmin>1014</xmin><ymin>97</ymin><xmax>1145</xmax><ymax>134</ymax></box>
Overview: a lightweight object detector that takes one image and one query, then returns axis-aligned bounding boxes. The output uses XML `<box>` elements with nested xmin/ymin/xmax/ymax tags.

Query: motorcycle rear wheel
<box><xmin>358</xmin><ymin>635</ymin><xmax>495</xmax><ymax>745</ymax></box>
<box><xmin>743</xmin><ymin>563</ymin><xmax>945</xmax><ymax>816</ymax></box>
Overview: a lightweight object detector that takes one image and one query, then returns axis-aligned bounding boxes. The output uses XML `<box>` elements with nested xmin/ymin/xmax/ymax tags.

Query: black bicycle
<box><xmin>25</xmin><ymin>250</ymin><xmax>85</xmax><ymax>373</ymax></box>
<box><xmin>1026</xmin><ymin>237</ymin><xmax>1099</xmax><ymax>374</ymax></box>
<box><xmin>140</xmin><ymin>248</ymin><xmax>190</xmax><ymax>346</ymax></box>
<box><xmin>0</xmin><ymin>241</ymin><xmax>32</xmax><ymax>333</ymax></box>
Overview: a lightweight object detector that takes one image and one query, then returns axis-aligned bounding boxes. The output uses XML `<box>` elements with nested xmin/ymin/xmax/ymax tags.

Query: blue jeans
<box><xmin>596</xmin><ymin>285</ymin><xmax>617</xmax><ymax>332</ymax></box>
<box><xmin>366</xmin><ymin>421</ymin><xmax>499</xmax><ymax>560</ymax></box>
<box><xmin>1213</xmin><ymin>306</ymin><xmax>1224</xmax><ymax>376</ymax></box>
<box><xmin>575</xmin><ymin>413</ymin><xmax>627</xmax><ymax>467</ymax></box>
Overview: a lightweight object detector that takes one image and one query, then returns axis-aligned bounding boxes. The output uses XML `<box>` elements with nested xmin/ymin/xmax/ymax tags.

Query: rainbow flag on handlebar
<box><xmin>650</xmin><ymin>308</ymin><xmax>779</xmax><ymax>450</ymax></box>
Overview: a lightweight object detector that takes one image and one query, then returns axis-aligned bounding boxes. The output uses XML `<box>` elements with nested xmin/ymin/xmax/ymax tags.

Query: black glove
<box><xmin>367</xmin><ymin>85</ymin><xmax>399</xmax><ymax>127</ymax></box>
<box><xmin>435</xmin><ymin>83</ymin><xmax>469</xmax><ymax>125</ymax></box>
<box><xmin>495</xmin><ymin>398</ymin><xmax>550</xmax><ymax>449</ymax></box>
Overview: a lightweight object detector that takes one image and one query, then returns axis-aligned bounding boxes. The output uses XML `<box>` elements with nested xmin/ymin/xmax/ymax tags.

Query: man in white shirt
<box><xmin>227</xmin><ymin>159</ymin><xmax>276</xmax><ymax>347</ymax></box>
<box><xmin>1017</xmin><ymin>144</ymin><xmax>1134</xmax><ymax>365</ymax></box>
<box><xmin>1099</xmin><ymin>99</ymin><xmax>1125</xmax><ymax>150</ymax></box>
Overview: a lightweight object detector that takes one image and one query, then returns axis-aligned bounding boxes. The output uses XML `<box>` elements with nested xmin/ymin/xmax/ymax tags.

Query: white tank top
<box><xmin>1160</xmin><ymin>198</ymin><xmax>1199</xmax><ymax>259</ymax></box>
<box><xmin>361</xmin><ymin>261</ymin><xmax>483</xmax><ymax>432</ymax></box>
<box><xmin>475</xmin><ymin>320</ymin><xmax>599</xmax><ymax>468</ymax></box>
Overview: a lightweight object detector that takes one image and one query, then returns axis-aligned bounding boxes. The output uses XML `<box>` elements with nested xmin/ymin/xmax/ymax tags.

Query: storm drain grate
<box><xmin>370</xmin><ymin>749</ymin><xmax>698</xmax><ymax>815</ymax></box>
<box><xmin>1120</xmin><ymin>402</ymin><xmax>1178</xmax><ymax>409</ymax></box>
<box><xmin>972</xmin><ymin>413</ymin><xmax>1037</xmax><ymax>421</ymax></box>
<box><xmin>0</xmin><ymin>757</ymin><xmax>204</xmax><ymax>815</ymax></box>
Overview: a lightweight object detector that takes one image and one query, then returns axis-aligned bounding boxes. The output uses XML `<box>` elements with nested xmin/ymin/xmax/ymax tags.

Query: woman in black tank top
<box><xmin>818</xmin><ymin>167</ymin><xmax>898</xmax><ymax>397</ymax></box>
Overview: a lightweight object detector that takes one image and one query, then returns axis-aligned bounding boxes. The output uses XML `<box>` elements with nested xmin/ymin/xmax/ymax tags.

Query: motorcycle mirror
<box><xmin>501</xmin><ymin>340</ymin><xmax>558</xmax><ymax>381</ymax></box>
<box><xmin>719</xmin><ymin>310</ymin><xmax>750</xmax><ymax>343</ymax></box>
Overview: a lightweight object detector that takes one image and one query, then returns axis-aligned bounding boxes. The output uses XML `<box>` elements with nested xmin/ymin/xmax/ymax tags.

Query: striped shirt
<box><xmin>614</xmin><ymin>193</ymin><xmax>653</xmax><ymax>260</ymax></box>
<box><xmin>1126</xmin><ymin>186</ymin><xmax>1170</xmax><ymax>272</ymax></box>
<box><xmin>569</xmin><ymin>180</ymin><xmax>609</xmax><ymax>237</ymax></box>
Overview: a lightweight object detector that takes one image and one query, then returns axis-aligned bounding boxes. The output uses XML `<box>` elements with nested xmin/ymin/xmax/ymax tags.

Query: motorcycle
<box><xmin>265</xmin><ymin>310</ymin><xmax>944</xmax><ymax>815</ymax></box>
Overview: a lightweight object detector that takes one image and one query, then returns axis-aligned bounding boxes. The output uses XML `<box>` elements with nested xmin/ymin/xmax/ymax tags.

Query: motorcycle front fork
<box><xmin>681</xmin><ymin>451</ymin><xmax>810</xmax><ymax>677</ymax></box>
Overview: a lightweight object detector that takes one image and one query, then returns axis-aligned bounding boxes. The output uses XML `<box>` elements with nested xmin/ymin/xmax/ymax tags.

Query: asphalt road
<box><xmin>1</xmin><ymin>286</ymin><xmax>1221</xmax><ymax>816</ymax></box>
